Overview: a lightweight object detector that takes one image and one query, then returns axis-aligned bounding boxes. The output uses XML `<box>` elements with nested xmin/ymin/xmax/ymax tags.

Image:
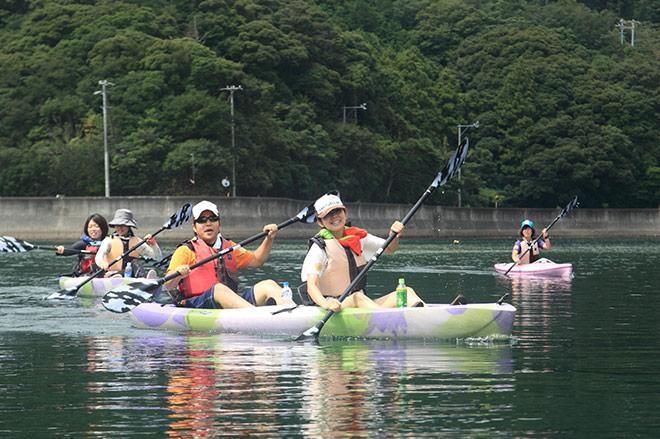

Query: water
<box><xmin>2</xmin><ymin>238</ymin><xmax>660</xmax><ymax>436</ymax></box>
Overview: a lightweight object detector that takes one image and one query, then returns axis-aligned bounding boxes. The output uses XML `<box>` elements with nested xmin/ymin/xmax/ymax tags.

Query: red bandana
<box><xmin>337</xmin><ymin>226</ymin><xmax>368</xmax><ymax>255</ymax></box>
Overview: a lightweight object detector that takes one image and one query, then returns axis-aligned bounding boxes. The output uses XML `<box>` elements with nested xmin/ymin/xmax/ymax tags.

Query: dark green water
<box><xmin>2</xmin><ymin>238</ymin><xmax>660</xmax><ymax>437</ymax></box>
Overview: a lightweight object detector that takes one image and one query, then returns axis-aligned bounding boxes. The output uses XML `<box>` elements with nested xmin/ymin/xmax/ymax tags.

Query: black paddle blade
<box><xmin>101</xmin><ymin>280</ymin><xmax>159</xmax><ymax>313</ymax></box>
<box><xmin>45</xmin><ymin>288</ymin><xmax>78</xmax><ymax>300</ymax></box>
<box><xmin>0</xmin><ymin>236</ymin><xmax>34</xmax><ymax>253</ymax></box>
<box><xmin>295</xmin><ymin>325</ymin><xmax>321</xmax><ymax>341</ymax></box>
<box><xmin>163</xmin><ymin>203</ymin><xmax>192</xmax><ymax>229</ymax></box>
<box><xmin>432</xmin><ymin>137</ymin><xmax>469</xmax><ymax>188</ymax></box>
<box><xmin>560</xmin><ymin>196</ymin><xmax>580</xmax><ymax>218</ymax></box>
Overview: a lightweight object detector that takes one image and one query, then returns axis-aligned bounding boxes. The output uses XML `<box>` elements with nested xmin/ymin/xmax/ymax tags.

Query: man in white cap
<box><xmin>300</xmin><ymin>193</ymin><xmax>425</xmax><ymax>311</ymax></box>
<box><xmin>165</xmin><ymin>200</ymin><xmax>292</xmax><ymax>309</ymax></box>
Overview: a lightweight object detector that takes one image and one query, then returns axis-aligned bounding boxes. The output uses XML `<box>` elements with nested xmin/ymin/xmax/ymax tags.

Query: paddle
<box><xmin>0</xmin><ymin>236</ymin><xmax>94</xmax><ymax>254</ymax></box>
<box><xmin>45</xmin><ymin>203</ymin><xmax>192</xmax><ymax>300</ymax></box>
<box><xmin>295</xmin><ymin>138</ymin><xmax>471</xmax><ymax>341</ymax></box>
<box><xmin>503</xmin><ymin>196</ymin><xmax>579</xmax><ymax>276</ymax></box>
<box><xmin>101</xmin><ymin>201</ymin><xmax>317</xmax><ymax>313</ymax></box>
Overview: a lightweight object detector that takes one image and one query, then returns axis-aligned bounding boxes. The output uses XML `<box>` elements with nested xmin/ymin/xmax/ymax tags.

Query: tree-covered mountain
<box><xmin>0</xmin><ymin>0</ymin><xmax>657</xmax><ymax>207</ymax></box>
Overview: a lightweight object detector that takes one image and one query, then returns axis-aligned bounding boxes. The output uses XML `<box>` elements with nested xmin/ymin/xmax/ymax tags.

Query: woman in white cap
<box><xmin>511</xmin><ymin>219</ymin><xmax>551</xmax><ymax>264</ymax></box>
<box><xmin>95</xmin><ymin>208</ymin><xmax>162</xmax><ymax>277</ymax></box>
<box><xmin>300</xmin><ymin>193</ymin><xmax>425</xmax><ymax>311</ymax></box>
<box><xmin>164</xmin><ymin>200</ymin><xmax>292</xmax><ymax>309</ymax></box>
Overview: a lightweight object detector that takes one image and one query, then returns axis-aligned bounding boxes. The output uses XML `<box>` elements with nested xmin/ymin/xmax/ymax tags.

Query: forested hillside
<box><xmin>0</xmin><ymin>0</ymin><xmax>658</xmax><ymax>207</ymax></box>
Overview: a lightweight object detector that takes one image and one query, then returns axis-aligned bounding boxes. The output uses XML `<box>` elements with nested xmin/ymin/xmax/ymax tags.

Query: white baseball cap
<box><xmin>192</xmin><ymin>201</ymin><xmax>219</xmax><ymax>220</ymax></box>
<box><xmin>314</xmin><ymin>194</ymin><xmax>346</xmax><ymax>219</ymax></box>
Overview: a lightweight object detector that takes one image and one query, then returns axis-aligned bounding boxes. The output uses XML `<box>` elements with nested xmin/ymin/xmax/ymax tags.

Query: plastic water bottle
<box><xmin>281</xmin><ymin>282</ymin><xmax>292</xmax><ymax>301</ymax></box>
<box><xmin>396</xmin><ymin>278</ymin><xmax>407</xmax><ymax>308</ymax></box>
<box><xmin>124</xmin><ymin>262</ymin><xmax>133</xmax><ymax>278</ymax></box>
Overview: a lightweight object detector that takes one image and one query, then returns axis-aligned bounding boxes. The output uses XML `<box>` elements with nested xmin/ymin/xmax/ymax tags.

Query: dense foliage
<box><xmin>0</xmin><ymin>0</ymin><xmax>658</xmax><ymax>207</ymax></box>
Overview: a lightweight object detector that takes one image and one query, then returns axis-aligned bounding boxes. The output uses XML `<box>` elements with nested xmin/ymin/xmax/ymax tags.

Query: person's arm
<box><xmin>95</xmin><ymin>237</ymin><xmax>112</xmax><ymax>270</ymax></box>
<box><xmin>301</xmin><ymin>244</ymin><xmax>340</xmax><ymax>311</ymax></box>
<box><xmin>164</xmin><ymin>247</ymin><xmax>192</xmax><ymax>290</ymax></box>
<box><xmin>247</xmin><ymin>223</ymin><xmax>278</xmax><ymax>267</ymax></box>
<box><xmin>56</xmin><ymin>240</ymin><xmax>86</xmax><ymax>256</ymax></box>
<box><xmin>540</xmin><ymin>228</ymin><xmax>552</xmax><ymax>250</ymax></box>
<box><xmin>511</xmin><ymin>242</ymin><xmax>520</xmax><ymax>262</ymax></box>
<box><xmin>137</xmin><ymin>234</ymin><xmax>162</xmax><ymax>260</ymax></box>
<box><xmin>384</xmin><ymin>221</ymin><xmax>404</xmax><ymax>254</ymax></box>
<box><xmin>307</xmin><ymin>273</ymin><xmax>341</xmax><ymax>311</ymax></box>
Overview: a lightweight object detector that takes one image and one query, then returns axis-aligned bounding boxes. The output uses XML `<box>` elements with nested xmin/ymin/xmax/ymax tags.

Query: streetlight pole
<box><xmin>457</xmin><ymin>121</ymin><xmax>479</xmax><ymax>208</ymax></box>
<box><xmin>342</xmin><ymin>103</ymin><xmax>367</xmax><ymax>123</ymax></box>
<box><xmin>220</xmin><ymin>85</ymin><xmax>242</xmax><ymax>197</ymax></box>
<box><xmin>94</xmin><ymin>80</ymin><xmax>114</xmax><ymax>198</ymax></box>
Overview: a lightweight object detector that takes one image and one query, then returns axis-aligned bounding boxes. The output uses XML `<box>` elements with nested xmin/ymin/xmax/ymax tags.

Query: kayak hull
<box><xmin>130</xmin><ymin>302</ymin><xmax>516</xmax><ymax>340</ymax></box>
<box><xmin>59</xmin><ymin>276</ymin><xmax>158</xmax><ymax>297</ymax></box>
<box><xmin>494</xmin><ymin>258</ymin><xmax>573</xmax><ymax>277</ymax></box>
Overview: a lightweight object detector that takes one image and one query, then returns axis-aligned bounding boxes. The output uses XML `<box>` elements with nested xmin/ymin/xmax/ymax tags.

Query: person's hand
<box><xmin>174</xmin><ymin>265</ymin><xmax>191</xmax><ymax>278</ymax></box>
<box><xmin>98</xmin><ymin>261</ymin><xmax>110</xmax><ymax>270</ymax></box>
<box><xmin>144</xmin><ymin>234</ymin><xmax>157</xmax><ymax>246</ymax></box>
<box><xmin>323</xmin><ymin>297</ymin><xmax>342</xmax><ymax>312</ymax></box>
<box><xmin>390</xmin><ymin>220</ymin><xmax>404</xmax><ymax>236</ymax></box>
<box><xmin>55</xmin><ymin>245</ymin><xmax>64</xmax><ymax>254</ymax></box>
<box><xmin>263</xmin><ymin>224</ymin><xmax>279</xmax><ymax>239</ymax></box>
<box><xmin>542</xmin><ymin>228</ymin><xmax>549</xmax><ymax>239</ymax></box>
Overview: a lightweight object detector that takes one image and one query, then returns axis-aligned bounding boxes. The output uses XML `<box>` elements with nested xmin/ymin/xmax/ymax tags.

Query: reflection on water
<box><xmin>4</xmin><ymin>239</ymin><xmax>660</xmax><ymax>436</ymax></box>
<box><xmin>75</xmin><ymin>335</ymin><xmax>514</xmax><ymax>436</ymax></box>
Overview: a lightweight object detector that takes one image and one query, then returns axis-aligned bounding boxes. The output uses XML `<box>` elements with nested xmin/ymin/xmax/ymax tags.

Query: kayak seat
<box><xmin>297</xmin><ymin>282</ymin><xmax>316</xmax><ymax>306</ymax></box>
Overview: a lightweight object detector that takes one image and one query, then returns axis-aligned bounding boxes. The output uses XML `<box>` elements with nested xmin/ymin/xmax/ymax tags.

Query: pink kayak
<box><xmin>494</xmin><ymin>258</ymin><xmax>573</xmax><ymax>277</ymax></box>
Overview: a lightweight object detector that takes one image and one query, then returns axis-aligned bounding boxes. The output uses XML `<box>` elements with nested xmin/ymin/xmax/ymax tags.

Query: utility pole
<box><xmin>615</xmin><ymin>19</ymin><xmax>641</xmax><ymax>47</ymax></box>
<box><xmin>457</xmin><ymin>121</ymin><xmax>479</xmax><ymax>208</ymax></box>
<box><xmin>220</xmin><ymin>85</ymin><xmax>242</xmax><ymax>197</ymax></box>
<box><xmin>94</xmin><ymin>80</ymin><xmax>114</xmax><ymax>198</ymax></box>
<box><xmin>342</xmin><ymin>103</ymin><xmax>367</xmax><ymax>123</ymax></box>
<box><xmin>190</xmin><ymin>152</ymin><xmax>196</xmax><ymax>185</ymax></box>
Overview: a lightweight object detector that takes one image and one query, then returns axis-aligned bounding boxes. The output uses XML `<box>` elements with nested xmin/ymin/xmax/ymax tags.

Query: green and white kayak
<box><xmin>130</xmin><ymin>302</ymin><xmax>516</xmax><ymax>340</ymax></box>
<box><xmin>58</xmin><ymin>276</ymin><xmax>157</xmax><ymax>297</ymax></box>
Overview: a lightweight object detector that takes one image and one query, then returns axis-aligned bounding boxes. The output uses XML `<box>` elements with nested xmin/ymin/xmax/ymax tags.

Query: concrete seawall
<box><xmin>1</xmin><ymin>196</ymin><xmax>658</xmax><ymax>241</ymax></box>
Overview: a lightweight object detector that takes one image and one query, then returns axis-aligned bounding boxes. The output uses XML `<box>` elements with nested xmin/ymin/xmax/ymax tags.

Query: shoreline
<box><xmin>1</xmin><ymin>195</ymin><xmax>658</xmax><ymax>240</ymax></box>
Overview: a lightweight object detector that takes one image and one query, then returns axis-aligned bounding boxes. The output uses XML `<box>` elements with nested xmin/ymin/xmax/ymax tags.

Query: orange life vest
<box><xmin>178</xmin><ymin>237</ymin><xmax>239</xmax><ymax>298</ymax></box>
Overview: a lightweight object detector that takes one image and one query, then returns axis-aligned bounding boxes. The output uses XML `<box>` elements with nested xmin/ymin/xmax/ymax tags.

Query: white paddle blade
<box><xmin>45</xmin><ymin>289</ymin><xmax>78</xmax><ymax>300</ymax></box>
<box><xmin>0</xmin><ymin>236</ymin><xmax>33</xmax><ymax>253</ymax></box>
<box><xmin>163</xmin><ymin>203</ymin><xmax>192</xmax><ymax>229</ymax></box>
<box><xmin>102</xmin><ymin>281</ymin><xmax>157</xmax><ymax>313</ymax></box>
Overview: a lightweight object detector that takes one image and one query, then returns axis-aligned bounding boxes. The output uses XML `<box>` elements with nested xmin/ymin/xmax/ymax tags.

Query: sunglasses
<box><xmin>195</xmin><ymin>215</ymin><xmax>219</xmax><ymax>224</ymax></box>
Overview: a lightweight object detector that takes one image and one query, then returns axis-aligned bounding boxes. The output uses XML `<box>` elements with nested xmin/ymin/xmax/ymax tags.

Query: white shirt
<box><xmin>95</xmin><ymin>235</ymin><xmax>162</xmax><ymax>266</ymax></box>
<box><xmin>301</xmin><ymin>233</ymin><xmax>385</xmax><ymax>281</ymax></box>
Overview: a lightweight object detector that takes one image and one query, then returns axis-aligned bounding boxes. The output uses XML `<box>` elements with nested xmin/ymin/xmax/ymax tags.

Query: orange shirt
<box><xmin>167</xmin><ymin>239</ymin><xmax>254</xmax><ymax>275</ymax></box>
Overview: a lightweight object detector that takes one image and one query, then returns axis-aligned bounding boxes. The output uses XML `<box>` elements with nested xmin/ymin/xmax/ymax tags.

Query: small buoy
<box><xmin>453</xmin><ymin>240</ymin><xmax>460</xmax><ymax>244</ymax></box>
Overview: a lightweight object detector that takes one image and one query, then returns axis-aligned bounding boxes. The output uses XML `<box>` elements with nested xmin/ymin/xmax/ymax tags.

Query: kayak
<box><xmin>494</xmin><ymin>258</ymin><xmax>573</xmax><ymax>277</ymax></box>
<box><xmin>58</xmin><ymin>276</ymin><xmax>159</xmax><ymax>297</ymax></box>
<box><xmin>130</xmin><ymin>302</ymin><xmax>516</xmax><ymax>340</ymax></box>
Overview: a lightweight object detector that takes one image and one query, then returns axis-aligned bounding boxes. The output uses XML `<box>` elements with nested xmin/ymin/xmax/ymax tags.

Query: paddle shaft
<box><xmin>65</xmin><ymin>225</ymin><xmax>168</xmax><ymax>295</ymax></box>
<box><xmin>42</xmin><ymin>245</ymin><xmax>94</xmax><ymax>254</ymax></box>
<box><xmin>159</xmin><ymin>215</ymin><xmax>304</xmax><ymax>286</ymax></box>
<box><xmin>305</xmin><ymin>180</ymin><xmax>439</xmax><ymax>336</ymax></box>
<box><xmin>503</xmin><ymin>212</ymin><xmax>563</xmax><ymax>276</ymax></box>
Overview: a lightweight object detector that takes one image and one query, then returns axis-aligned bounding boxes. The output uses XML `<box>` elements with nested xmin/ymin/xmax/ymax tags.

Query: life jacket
<box><xmin>77</xmin><ymin>243</ymin><xmax>100</xmax><ymax>274</ymax></box>
<box><xmin>308</xmin><ymin>233</ymin><xmax>367</xmax><ymax>297</ymax></box>
<box><xmin>107</xmin><ymin>234</ymin><xmax>141</xmax><ymax>271</ymax></box>
<box><xmin>519</xmin><ymin>239</ymin><xmax>541</xmax><ymax>264</ymax></box>
<box><xmin>178</xmin><ymin>236</ymin><xmax>239</xmax><ymax>298</ymax></box>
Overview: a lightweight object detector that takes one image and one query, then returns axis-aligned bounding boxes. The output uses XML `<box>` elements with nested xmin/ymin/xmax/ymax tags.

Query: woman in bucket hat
<box><xmin>300</xmin><ymin>193</ymin><xmax>425</xmax><ymax>311</ymax></box>
<box><xmin>511</xmin><ymin>219</ymin><xmax>551</xmax><ymax>264</ymax></box>
<box><xmin>95</xmin><ymin>208</ymin><xmax>162</xmax><ymax>277</ymax></box>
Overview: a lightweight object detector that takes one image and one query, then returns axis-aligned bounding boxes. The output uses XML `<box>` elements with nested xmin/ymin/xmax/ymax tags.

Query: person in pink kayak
<box><xmin>511</xmin><ymin>219</ymin><xmax>551</xmax><ymax>264</ymax></box>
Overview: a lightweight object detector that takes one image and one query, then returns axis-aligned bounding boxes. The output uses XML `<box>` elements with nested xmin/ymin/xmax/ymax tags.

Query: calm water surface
<box><xmin>1</xmin><ymin>238</ymin><xmax>659</xmax><ymax>437</ymax></box>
